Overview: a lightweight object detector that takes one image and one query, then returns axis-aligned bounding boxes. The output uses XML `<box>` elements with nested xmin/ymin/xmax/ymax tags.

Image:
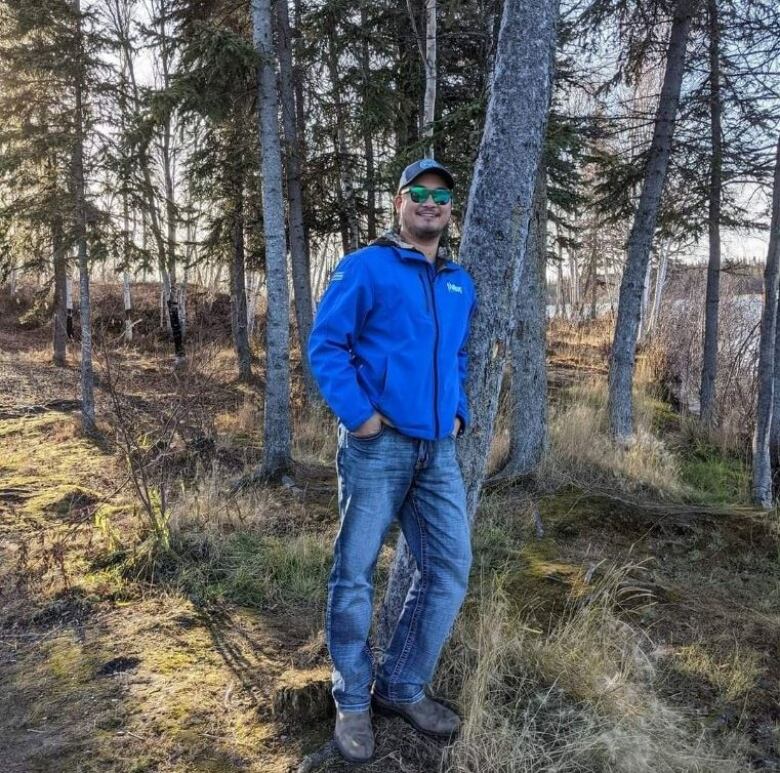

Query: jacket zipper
<box><xmin>427</xmin><ymin>264</ymin><xmax>441</xmax><ymax>439</ymax></box>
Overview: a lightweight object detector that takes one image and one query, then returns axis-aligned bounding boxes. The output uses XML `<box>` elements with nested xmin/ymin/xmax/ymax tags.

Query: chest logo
<box><xmin>446</xmin><ymin>282</ymin><xmax>463</xmax><ymax>294</ymax></box>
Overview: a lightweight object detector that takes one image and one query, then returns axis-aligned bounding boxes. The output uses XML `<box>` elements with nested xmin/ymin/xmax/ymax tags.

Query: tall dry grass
<box><xmin>438</xmin><ymin>568</ymin><xmax>747</xmax><ymax>773</ymax></box>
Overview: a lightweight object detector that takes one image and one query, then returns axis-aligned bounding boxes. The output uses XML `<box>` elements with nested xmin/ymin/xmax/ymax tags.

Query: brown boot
<box><xmin>372</xmin><ymin>693</ymin><xmax>461</xmax><ymax>738</ymax></box>
<box><xmin>334</xmin><ymin>708</ymin><xmax>375</xmax><ymax>763</ymax></box>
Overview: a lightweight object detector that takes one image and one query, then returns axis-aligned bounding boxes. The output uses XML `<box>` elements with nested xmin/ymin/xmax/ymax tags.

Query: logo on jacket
<box><xmin>446</xmin><ymin>282</ymin><xmax>463</xmax><ymax>294</ymax></box>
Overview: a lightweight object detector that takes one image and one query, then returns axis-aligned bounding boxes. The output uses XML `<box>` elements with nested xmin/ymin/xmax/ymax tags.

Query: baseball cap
<box><xmin>397</xmin><ymin>158</ymin><xmax>455</xmax><ymax>193</ymax></box>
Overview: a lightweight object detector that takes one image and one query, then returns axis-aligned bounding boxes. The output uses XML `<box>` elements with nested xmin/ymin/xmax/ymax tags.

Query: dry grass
<box><xmin>439</xmin><ymin>568</ymin><xmax>747</xmax><ymax>773</ymax></box>
<box><xmin>538</xmin><ymin>378</ymin><xmax>686</xmax><ymax>499</ymax></box>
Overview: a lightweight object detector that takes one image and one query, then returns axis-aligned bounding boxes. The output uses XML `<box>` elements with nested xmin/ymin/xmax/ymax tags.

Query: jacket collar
<box><xmin>371</xmin><ymin>230</ymin><xmax>459</xmax><ymax>272</ymax></box>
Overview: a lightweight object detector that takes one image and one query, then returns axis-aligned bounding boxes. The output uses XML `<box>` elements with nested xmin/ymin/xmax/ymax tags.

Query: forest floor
<box><xmin>1</xmin><ymin>285</ymin><xmax>779</xmax><ymax>773</ymax></box>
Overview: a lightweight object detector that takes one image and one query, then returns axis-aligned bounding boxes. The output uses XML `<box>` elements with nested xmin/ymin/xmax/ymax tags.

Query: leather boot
<box><xmin>334</xmin><ymin>708</ymin><xmax>375</xmax><ymax>763</ymax></box>
<box><xmin>372</xmin><ymin>693</ymin><xmax>461</xmax><ymax>738</ymax></box>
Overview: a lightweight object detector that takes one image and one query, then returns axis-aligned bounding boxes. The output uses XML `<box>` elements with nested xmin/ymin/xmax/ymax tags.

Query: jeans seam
<box><xmin>387</xmin><ymin>490</ymin><xmax>428</xmax><ymax>699</ymax></box>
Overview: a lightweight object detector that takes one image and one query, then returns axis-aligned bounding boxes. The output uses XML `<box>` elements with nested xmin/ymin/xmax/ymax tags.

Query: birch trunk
<box><xmin>751</xmin><ymin>136</ymin><xmax>780</xmax><ymax>509</ymax></box>
<box><xmin>647</xmin><ymin>241</ymin><xmax>669</xmax><ymax>335</ymax></box>
<box><xmin>422</xmin><ymin>0</ymin><xmax>436</xmax><ymax>157</ymax></box>
<box><xmin>379</xmin><ymin>0</ymin><xmax>560</xmax><ymax>646</ymax></box>
<box><xmin>637</xmin><ymin>259</ymin><xmax>652</xmax><ymax>342</ymax></box>
<box><xmin>359</xmin><ymin>8</ymin><xmax>378</xmax><ymax>241</ymax></box>
<box><xmin>607</xmin><ymin>0</ymin><xmax>696</xmax><ymax>442</ymax></box>
<box><xmin>275</xmin><ymin>0</ymin><xmax>317</xmax><ymax>403</ymax></box>
<box><xmin>699</xmin><ymin>0</ymin><xmax>723</xmax><ymax>427</ymax></box>
<box><xmin>71</xmin><ymin>0</ymin><xmax>95</xmax><ymax>434</ymax></box>
<box><xmin>66</xmin><ymin>274</ymin><xmax>74</xmax><ymax>339</ymax></box>
<box><xmin>252</xmin><ymin>0</ymin><xmax>293</xmax><ymax>480</ymax></box>
<box><xmin>505</xmin><ymin>166</ymin><xmax>549</xmax><ymax>477</ymax></box>
<box><xmin>123</xmin><ymin>272</ymin><xmax>133</xmax><ymax>343</ymax></box>
<box><xmin>52</xmin><ymin>218</ymin><xmax>68</xmax><ymax>366</ymax></box>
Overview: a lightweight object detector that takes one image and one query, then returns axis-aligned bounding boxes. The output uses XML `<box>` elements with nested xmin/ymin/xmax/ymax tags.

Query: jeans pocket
<box><xmin>348</xmin><ymin>423</ymin><xmax>386</xmax><ymax>442</ymax></box>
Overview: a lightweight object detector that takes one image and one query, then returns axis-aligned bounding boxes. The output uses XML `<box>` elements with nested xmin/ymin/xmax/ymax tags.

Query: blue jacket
<box><xmin>308</xmin><ymin>235</ymin><xmax>476</xmax><ymax>440</ymax></box>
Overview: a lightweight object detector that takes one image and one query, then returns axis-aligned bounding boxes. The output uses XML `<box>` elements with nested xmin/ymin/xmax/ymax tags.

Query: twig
<box><xmin>296</xmin><ymin>740</ymin><xmax>338</xmax><ymax>773</ymax></box>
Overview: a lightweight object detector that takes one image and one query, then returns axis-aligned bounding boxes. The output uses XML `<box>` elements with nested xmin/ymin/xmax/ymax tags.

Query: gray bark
<box><xmin>752</xmin><ymin>136</ymin><xmax>780</xmax><ymax>509</ymax></box>
<box><xmin>252</xmin><ymin>0</ymin><xmax>293</xmax><ymax>479</ymax></box>
<box><xmin>379</xmin><ymin>0</ymin><xmax>560</xmax><ymax>647</ymax></box>
<box><xmin>699</xmin><ymin>0</ymin><xmax>723</xmax><ymax>427</ymax></box>
<box><xmin>505</xmin><ymin>167</ymin><xmax>549</xmax><ymax>477</ymax></box>
<box><xmin>607</xmin><ymin>0</ymin><xmax>696</xmax><ymax>442</ymax></box>
<box><xmin>71</xmin><ymin>0</ymin><xmax>95</xmax><ymax>434</ymax></box>
<box><xmin>52</xmin><ymin>218</ymin><xmax>68</xmax><ymax>366</ymax></box>
<box><xmin>422</xmin><ymin>0</ymin><xmax>436</xmax><ymax>157</ymax></box>
<box><xmin>275</xmin><ymin>0</ymin><xmax>317</xmax><ymax>403</ymax></box>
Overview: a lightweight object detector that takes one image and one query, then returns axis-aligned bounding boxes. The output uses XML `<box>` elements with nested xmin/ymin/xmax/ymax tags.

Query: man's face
<box><xmin>394</xmin><ymin>171</ymin><xmax>452</xmax><ymax>241</ymax></box>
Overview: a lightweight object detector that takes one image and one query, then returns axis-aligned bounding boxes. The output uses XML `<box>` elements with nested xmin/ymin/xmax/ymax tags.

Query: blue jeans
<box><xmin>326</xmin><ymin>422</ymin><xmax>472</xmax><ymax>712</ymax></box>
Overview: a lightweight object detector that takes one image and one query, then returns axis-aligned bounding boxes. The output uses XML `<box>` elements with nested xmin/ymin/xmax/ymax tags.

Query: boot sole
<box><xmin>372</xmin><ymin>697</ymin><xmax>459</xmax><ymax>740</ymax></box>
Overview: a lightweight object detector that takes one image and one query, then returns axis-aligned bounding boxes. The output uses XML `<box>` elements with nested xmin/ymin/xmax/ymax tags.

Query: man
<box><xmin>308</xmin><ymin>158</ymin><xmax>476</xmax><ymax>763</ymax></box>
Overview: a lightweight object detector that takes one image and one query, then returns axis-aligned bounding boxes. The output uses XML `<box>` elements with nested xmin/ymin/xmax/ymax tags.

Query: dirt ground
<box><xmin>1</xmin><ymin>288</ymin><xmax>779</xmax><ymax>772</ymax></box>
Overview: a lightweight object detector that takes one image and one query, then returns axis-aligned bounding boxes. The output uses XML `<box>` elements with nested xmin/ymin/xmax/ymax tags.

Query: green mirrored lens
<box><xmin>408</xmin><ymin>186</ymin><xmax>452</xmax><ymax>205</ymax></box>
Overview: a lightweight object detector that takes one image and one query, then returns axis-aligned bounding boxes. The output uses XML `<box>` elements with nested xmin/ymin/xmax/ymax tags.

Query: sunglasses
<box><xmin>403</xmin><ymin>185</ymin><xmax>453</xmax><ymax>205</ymax></box>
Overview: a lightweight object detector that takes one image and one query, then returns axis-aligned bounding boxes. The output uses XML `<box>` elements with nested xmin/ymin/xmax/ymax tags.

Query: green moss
<box><xmin>680</xmin><ymin>445</ymin><xmax>749</xmax><ymax>505</ymax></box>
<box><xmin>180</xmin><ymin>531</ymin><xmax>331</xmax><ymax>610</ymax></box>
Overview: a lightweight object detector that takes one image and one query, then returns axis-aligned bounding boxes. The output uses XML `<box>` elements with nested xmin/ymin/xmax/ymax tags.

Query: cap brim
<box><xmin>399</xmin><ymin>167</ymin><xmax>455</xmax><ymax>192</ymax></box>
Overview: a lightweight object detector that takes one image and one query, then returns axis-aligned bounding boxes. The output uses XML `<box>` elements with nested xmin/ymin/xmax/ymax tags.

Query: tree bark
<box><xmin>230</xmin><ymin>182</ymin><xmax>252</xmax><ymax>382</ymax></box>
<box><xmin>752</xmin><ymin>135</ymin><xmax>780</xmax><ymax>509</ymax></box>
<box><xmin>607</xmin><ymin>0</ymin><xmax>696</xmax><ymax>442</ymax></box>
<box><xmin>699</xmin><ymin>0</ymin><xmax>723</xmax><ymax>427</ymax></box>
<box><xmin>379</xmin><ymin>0</ymin><xmax>560</xmax><ymax>647</ymax></box>
<box><xmin>52</xmin><ymin>217</ymin><xmax>68</xmax><ymax>366</ymax></box>
<box><xmin>252</xmin><ymin>0</ymin><xmax>293</xmax><ymax>480</ymax></box>
<box><xmin>505</xmin><ymin>166</ymin><xmax>549</xmax><ymax>477</ymax></box>
<box><xmin>359</xmin><ymin>8</ymin><xmax>378</xmax><ymax>241</ymax></box>
<box><xmin>71</xmin><ymin>0</ymin><xmax>95</xmax><ymax>434</ymax></box>
<box><xmin>275</xmin><ymin>0</ymin><xmax>317</xmax><ymax>403</ymax></box>
<box><xmin>422</xmin><ymin>0</ymin><xmax>437</xmax><ymax>157</ymax></box>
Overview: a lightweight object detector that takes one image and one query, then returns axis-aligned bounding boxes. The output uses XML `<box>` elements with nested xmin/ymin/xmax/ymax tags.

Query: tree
<box><xmin>251</xmin><ymin>0</ymin><xmax>293</xmax><ymax>479</ymax></box>
<box><xmin>607</xmin><ymin>0</ymin><xmax>697</xmax><ymax>442</ymax></box>
<box><xmin>504</xmin><ymin>167</ymin><xmax>549</xmax><ymax>477</ymax></box>
<box><xmin>380</xmin><ymin>0</ymin><xmax>560</xmax><ymax>645</ymax></box>
<box><xmin>751</xmin><ymin>135</ymin><xmax>780</xmax><ymax>509</ymax></box>
<box><xmin>275</xmin><ymin>0</ymin><xmax>316</xmax><ymax>402</ymax></box>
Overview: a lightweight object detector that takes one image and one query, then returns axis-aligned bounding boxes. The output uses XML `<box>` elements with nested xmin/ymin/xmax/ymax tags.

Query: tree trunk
<box><xmin>647</xmin><ymin>241</ymin><xmax>669</xmax><ymax>335</ymax></box>
<box><xmin>505</xmin><ymin>166</ymin><xmax>549</xmax><ymax>477</ymax></box>
<box><xmin>752</xmin><ymin>136</ymin><xmax>780</xmax><ymax>509</ymax></box>
<box><xmin>699</xmin><ymin>0</ymin><xmax>723</xmax><ymax>427</ymax></box>
<box><xmin>607</xmin><ymin>0</ymin><xmax>696</xmax><ymax>442</ymax></box>
<box><xmin>359</xmin><ymin>8</ymin><xmax>378</xmax><ymax>241</ymax></box>
<box><xmin>422</xmin><ymin>0</ymin><xmax>436</xmax><ymax>157</ymax></box>
<box><xmin>275</xmin><ymin>0</ymin><xmax>317</xmax><ymax>403</ymax></box>
<box><xmin>230</xmin><ymin>183</ymin><xmax>252</xmax><ymax>382</ymax></box>
<box><xmin>379</xmin><ymin>0</ymin><xmax>560</xmax><ymax>646</ymax></box>
<box><xmin>637</xmin><ymin>259</ymin><xmax>652</xmax><ymax>341</ymax></box>
<box><xmin>252</xmin><ymin>0</ymin><xmax>293</xmax><ymax>480</ymax></box>
<box><xmin>71</xmin><ymin>0</ymin><xmax>95</xmax><ymax>434</ymax></box>
<box><xmin>123</xmin><ymin>271</ymin><xmax>133</xmax><ymax>343</ymax></box>
<box><xmin>52</xmin><ymin>218</ymin><xmax>68</xmax><ymax>366</ymax></box>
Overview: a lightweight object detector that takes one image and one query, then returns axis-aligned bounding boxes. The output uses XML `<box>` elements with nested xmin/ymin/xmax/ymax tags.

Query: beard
<box><xmin>401</xmin><ymin>212</ymin><xmax>449</xmax><ymax>242</ymax></box>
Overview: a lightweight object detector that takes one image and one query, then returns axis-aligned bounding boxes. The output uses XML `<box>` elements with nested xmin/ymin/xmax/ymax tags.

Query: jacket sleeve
<box><xmin>455</xmin><ymin>287</ymin><xmax>476</xmax><ymax>435</ymax></box>
<box><xmin>307</xmin><ymin>255</ymin><xmax>377</xmax><ymax>432</ymax></box>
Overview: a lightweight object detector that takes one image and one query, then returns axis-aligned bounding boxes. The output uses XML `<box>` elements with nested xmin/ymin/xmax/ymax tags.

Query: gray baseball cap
<box><xmin>397</xmin><ymin>158</ymin><xmax>455</xmax><ymax>193</ymax></box>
